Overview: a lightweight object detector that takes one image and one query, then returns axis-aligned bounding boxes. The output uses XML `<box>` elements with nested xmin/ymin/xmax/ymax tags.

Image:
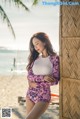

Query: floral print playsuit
<box><xmin>26</xmin><ymin>55</ymin><xmax>60</xmax><ymax>103</ymax></box>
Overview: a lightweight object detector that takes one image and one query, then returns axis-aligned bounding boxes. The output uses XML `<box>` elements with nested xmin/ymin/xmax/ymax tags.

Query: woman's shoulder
<box><xmin>50</xmin><ymin>53</ymin><xmax>59</xmax><ymax>59</ymax></box>
<box><xmin>49</xmin><ymin>53</ymin><xmax>59</xmax><ymax>64</ymax></box>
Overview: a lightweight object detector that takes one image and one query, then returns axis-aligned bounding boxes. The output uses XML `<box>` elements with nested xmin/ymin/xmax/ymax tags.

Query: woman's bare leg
<box><xmin>26</xmin><ymin>101</ymin><xmax>49</xmax><ymax>119</ymax></box>
<box><xmin>26</xmin><ymin>96</ymin><xmax>35</xmax><ymax>115</ymax></box>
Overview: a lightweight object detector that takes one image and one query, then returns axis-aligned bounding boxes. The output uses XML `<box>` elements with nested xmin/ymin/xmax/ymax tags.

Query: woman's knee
<box><xmin>26</xmin><ymin>101</ymin><xmax>49</xmax><ymax>119</ymax></box>
<box><xmin>35</xmin><ymin>101</ymin><xmax>49</xmax><ymax>113</ymax></box>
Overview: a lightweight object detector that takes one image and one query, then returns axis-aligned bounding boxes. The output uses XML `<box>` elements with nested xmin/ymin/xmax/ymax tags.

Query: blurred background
<box><xmin>0</xmin><ymin>1</ymin><xmax>60</xmax><ymax>118</ymax></box>
<box><xmin>0</xmin><ymin>0</ymin><xmax>60</xmax><ymax>75</ymax></box>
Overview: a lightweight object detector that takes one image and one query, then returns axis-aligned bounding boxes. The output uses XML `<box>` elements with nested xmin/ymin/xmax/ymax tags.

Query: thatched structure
<box><xmin>59</xmin><ymin>0</ymin><xmax>80</xmax><ymax>119</ymax></box>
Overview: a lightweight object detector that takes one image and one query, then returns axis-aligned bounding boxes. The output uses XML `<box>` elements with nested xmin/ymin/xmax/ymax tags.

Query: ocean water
<box><xmin>0</xmin><ymin>49</ymin><xmax>29</xmax><ymax>75</ymax></box>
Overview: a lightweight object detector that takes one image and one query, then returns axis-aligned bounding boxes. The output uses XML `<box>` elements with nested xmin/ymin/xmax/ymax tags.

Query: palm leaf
<box><xmin>0</xmin><ymin>5</ymin><xmax>16</xmax><ymax>38</ymax></box>
<box><xmin>11</xmin><ymin>0</ymin><xmax>29</xmax><ymax>11</ymax></box>
<box><xmin>0</xmin><ymin>0</ymin><xmax>30</xmax><ymax>38</ymax></box>
<box><xmin>0</xmin><ymin>0</ymin><xmax>39</xmax><ymax>39</ymax></box>
<box><xmin>32</xmin><ymin>0</ymin><xmax>39</xmax><ymax>5</ymax></box>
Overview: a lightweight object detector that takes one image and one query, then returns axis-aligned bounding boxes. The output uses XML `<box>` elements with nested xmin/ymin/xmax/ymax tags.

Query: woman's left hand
<box><xmin>44</xmin><ymin>75</ymin><xmax>56</xmax><ymax>83</ymax></box>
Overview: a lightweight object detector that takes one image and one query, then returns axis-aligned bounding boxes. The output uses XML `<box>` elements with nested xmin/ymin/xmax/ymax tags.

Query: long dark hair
<box><xmin>26</xmin><ymin>32</ymin><xmax>57</xmax><ymax>71</ymax></box>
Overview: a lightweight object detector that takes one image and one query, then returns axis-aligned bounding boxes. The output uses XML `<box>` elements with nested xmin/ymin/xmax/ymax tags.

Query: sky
<box><xmin>0</xmin><ymin>0</ymin><xmax>60</xmax><ymax>52</ymax></box>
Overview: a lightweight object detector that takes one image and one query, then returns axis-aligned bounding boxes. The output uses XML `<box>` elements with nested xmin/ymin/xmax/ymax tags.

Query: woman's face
<box><xmin>32</xmin><ymin>37</ymin><xmax>45</xmax><ymax>53</ymax></box>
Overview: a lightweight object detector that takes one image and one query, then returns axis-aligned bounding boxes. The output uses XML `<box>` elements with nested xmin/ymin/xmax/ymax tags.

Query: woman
<box><xmin>26</xmin><ymin>32</ymin><xmax>60</xmax><ymax>119</ymax></box>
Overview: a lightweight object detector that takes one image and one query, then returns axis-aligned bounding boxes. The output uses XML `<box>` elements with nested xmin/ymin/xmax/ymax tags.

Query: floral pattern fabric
<box><xmin>26</xmin><ymin>55</ymin><xmax>60</xmax><ymax>103</ymax></box>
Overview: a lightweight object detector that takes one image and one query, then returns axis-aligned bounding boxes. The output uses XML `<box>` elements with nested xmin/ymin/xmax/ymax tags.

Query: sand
<box><xmin>0</xmin><ymin>74</ymin><xmax>59</xmax><ymax>119</ymax></box>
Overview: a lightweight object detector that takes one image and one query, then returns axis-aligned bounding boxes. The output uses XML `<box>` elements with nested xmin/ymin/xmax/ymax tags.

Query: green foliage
<box><xmin>32</xmin><ymin>0</ymin><xmax>38</xmax><ymax>5</ymax></box>
<box><xmin>0</xmin><ymin>5</ymin><xmax>16</xmax><ymax>38</ymax></box>
<box><xmin>11</xmin><ymin>0</ymin><xmax>29</xmax><ymax>11</ymax></box>
<box><xmin>0</xmin><ymin>0</ymin><xmax>39</xmax><ymax>39</ymax></box>
<box><xmin>0</xmin><ymin>0</ymin><xmax>29</xmax><ymax>39</ymax></box>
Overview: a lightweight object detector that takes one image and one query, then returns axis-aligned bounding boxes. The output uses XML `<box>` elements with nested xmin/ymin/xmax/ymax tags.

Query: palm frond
<box><xmin>32</xmin><ymin>0</ymin><xmax>39</xmax><ymax>5</ymax></box>
<box><xmin>0</xmin><ymin>5</ymin><xmax>15</xmax><ymax>38</ymax></box>
<box><xmin>10</xmin><ymin>0</ymin><xmax>29</xmax><ymax>11</ymax></box>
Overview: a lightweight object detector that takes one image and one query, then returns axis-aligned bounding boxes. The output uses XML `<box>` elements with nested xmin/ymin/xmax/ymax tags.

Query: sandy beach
<box><xmin>0</xmin><ymin>74</ymin><xmax>59</xmax><ymax>119</ymax></box>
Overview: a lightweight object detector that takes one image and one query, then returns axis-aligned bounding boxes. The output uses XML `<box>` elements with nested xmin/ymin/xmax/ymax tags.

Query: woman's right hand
<box><xmin>28</xmin><ymin>80</ymin><xmax>37</xmax><ymax>88</ymax></box>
